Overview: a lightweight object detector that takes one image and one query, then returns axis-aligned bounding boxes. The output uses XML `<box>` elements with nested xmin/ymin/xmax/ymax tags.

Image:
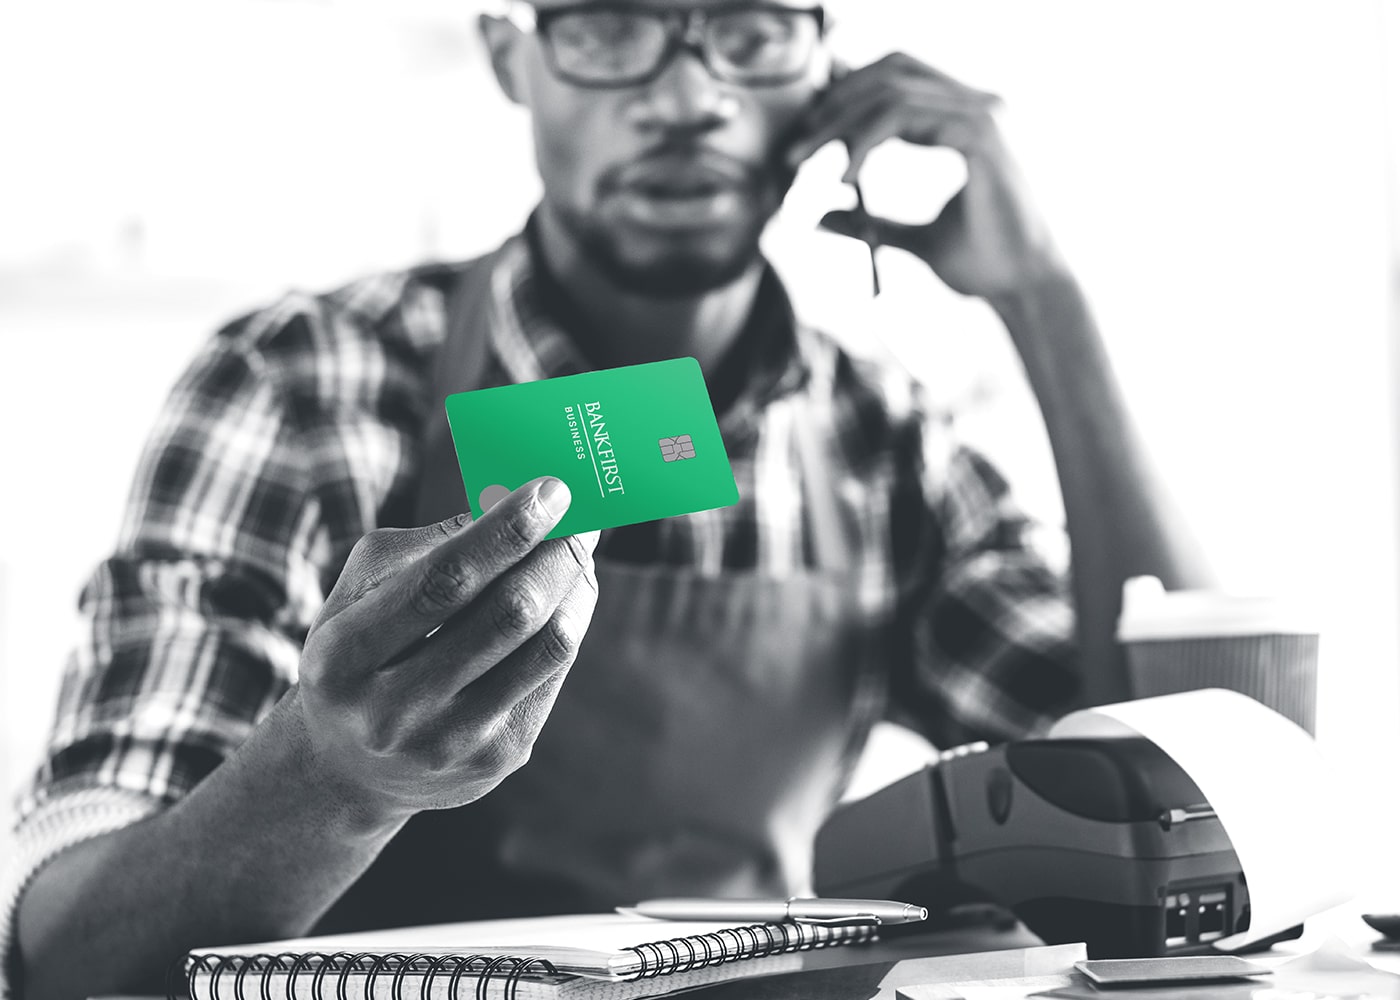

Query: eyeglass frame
<box><xmin>512</xmin><ymin>1</ymin><xmax>830</xmax><ymax>90</ymax></box>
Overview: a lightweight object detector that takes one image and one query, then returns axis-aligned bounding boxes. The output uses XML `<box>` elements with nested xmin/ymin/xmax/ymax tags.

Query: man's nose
<box><xmin>628</xmin><ymin>50</ymin><xmax>738</xmax><ymax>135</ymax></box>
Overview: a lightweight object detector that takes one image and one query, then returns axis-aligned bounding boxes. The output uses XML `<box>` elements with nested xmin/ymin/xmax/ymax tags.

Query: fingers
<box><xmin>307</xmin><ymin>476</ymin><xmax>574</xmax><ymax>681</ymax></box>
<box><xmin>784</xmin><ymin>53</ymin><xmax>1000</xmax><ymax>173</ymax></box>
<box><xmin>921</xmin><ymin>61</ymin><xmax>1001</xmax><ymax>104</ymax></box>
<box><xmin>412</xmin><ymin>563</ymin><xmax>599</xmax><ymax>786</ymax></box>
<box><xmin>818</xmin><ymin>208</ymin><xmax>923</xmax><ymax>256</ymax></box>
<box><xmin>841</xmin><ymin>105</ymin><xmax>908</xmax><ymax>184</ymax></box>
<box><xmin>459</xmin><ymin>557</ymin><xmax>599</xmax><ymax>724</ymax></box>
<box><xmin>381</xmin><ymin>527</ymin><xmax>599</xmax><ymax>704</ymax></box>
<box><xmin>785</xmin><ymin>87</ymin><xmax>889</xmax><ymax>167</ymax></box>
<box><xmin>313</xmin><ymin>512</ymin><xmax>474</xmax><ymax>631</ymax></box>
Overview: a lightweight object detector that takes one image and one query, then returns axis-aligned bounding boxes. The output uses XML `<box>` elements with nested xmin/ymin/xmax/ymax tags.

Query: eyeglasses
<box><xmin>522</xmin><ymin>3</ymin><xmax>827</xmax><ymax>89</ymax></box>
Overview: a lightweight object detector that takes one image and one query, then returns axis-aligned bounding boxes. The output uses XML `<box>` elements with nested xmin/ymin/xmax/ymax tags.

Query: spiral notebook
<box><xmin>178</xmin><ymin>912</ymin><xmax>879</xmax><ymax>1000</ymax></box>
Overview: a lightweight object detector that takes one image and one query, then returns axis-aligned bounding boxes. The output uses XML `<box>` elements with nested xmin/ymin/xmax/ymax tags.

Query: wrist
<box><xmin>983</xmin><ymin>260</ymin><xmax>1080</xmax><ymax>319</ymax></box>
<box><xmin>267</xmin><ymin>687</ymin><xmax>414</xmax><ymax>840</ymax></box>
<box><xmin>984</xmin><ymin>266</ymin><xmax>1125</xmax><ymax>426</ymax></box>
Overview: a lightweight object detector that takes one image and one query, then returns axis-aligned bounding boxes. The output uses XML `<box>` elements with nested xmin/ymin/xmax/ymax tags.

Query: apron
<box><xmin>315</xmin><ymin>247</ymin><xmax>892</xmax><ymax>931</ymax></box>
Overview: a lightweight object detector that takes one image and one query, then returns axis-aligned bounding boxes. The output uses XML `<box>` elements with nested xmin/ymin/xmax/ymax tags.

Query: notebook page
<box><xmin>190</xmin><ymin>913</ymin><xmax>808</xmax><ymax>979</ymax></box>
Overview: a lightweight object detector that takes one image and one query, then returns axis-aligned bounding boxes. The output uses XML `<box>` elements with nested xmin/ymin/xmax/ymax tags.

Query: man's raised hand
<box><xmin>787</xmin><ymin>53</ymin><xmax>1066</xmax><ymax>301</ymax></box>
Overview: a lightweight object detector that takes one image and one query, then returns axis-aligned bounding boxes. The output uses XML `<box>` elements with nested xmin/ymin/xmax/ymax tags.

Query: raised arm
<box><xmin>792</xmin><ymin>53</ymin><xmax>1214</xmax><ymax>706</ymax></box>
<box><xmin>984</xmin><ymin>273</ymin><xmax>1213</xmax><ymax>704</ymax></box>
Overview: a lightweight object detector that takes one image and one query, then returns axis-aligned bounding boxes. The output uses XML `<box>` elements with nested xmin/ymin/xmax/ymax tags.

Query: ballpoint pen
<box><xmin>629</xmin><ymin>896</ymin><xmax>928</xmax><ymax>926</ymax></box>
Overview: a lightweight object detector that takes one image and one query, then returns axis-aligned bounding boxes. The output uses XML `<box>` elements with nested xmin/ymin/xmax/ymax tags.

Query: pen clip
<box><xmin>791</xmin><ymin>914</ymin><xmax>884</xmax><ymax>927</ymax></box>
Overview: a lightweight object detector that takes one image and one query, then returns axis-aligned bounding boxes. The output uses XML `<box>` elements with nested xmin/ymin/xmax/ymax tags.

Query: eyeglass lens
<box><xmin>543</xmin><ymin>6</ymin><xmax>820</xmax><ymax>85</ymax></box>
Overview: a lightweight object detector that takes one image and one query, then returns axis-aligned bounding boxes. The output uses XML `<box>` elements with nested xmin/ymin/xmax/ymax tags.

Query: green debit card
<box><xmin>444</xmin><ymin>357</ymin><xmax>740</xmax><ymax>538</ymax></box>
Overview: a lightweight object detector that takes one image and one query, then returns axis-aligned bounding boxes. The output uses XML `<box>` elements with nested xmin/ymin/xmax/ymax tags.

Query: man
<box><xmin>6</xmin><ymin>2</ymin><xmax>1210</xmax><ymax>997</ymax></box>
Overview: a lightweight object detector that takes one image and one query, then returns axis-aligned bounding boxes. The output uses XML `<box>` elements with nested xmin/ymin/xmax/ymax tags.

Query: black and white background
<box><xmin>2</xmin><ymin>0</ymin><xmax>1397</xmax><ymax>903</ymax></box>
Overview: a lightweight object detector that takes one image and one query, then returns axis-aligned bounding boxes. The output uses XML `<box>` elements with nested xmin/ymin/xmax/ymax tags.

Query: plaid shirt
<box><xmin>1</xmin><ymin>232</ymin><xmax>1077</xmax><ymax>994</ymax></box>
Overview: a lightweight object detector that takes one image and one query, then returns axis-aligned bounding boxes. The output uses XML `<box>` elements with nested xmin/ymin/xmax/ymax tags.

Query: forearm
<box><xmin>16</xmin><ymin>688</ymin><xmax>408</xmax><ymax>1000</ymax></box>
<box><xmin>988</xmin><ymin>271</ymin><xmax>1215</xmax><ymax>706</ymax></box>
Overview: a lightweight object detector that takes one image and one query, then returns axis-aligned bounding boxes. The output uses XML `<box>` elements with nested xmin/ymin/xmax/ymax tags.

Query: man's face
<box><xmin>509</xmin><ymin>0</ymin><xmax>830</xmax><ymax>297</ymax></box>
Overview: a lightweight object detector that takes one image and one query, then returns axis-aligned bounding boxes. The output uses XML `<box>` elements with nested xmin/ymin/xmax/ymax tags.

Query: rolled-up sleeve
<box><xmin>1</xmin><ymin>320</ymin><xmax>322</xmax><ymax>997</ymax></box>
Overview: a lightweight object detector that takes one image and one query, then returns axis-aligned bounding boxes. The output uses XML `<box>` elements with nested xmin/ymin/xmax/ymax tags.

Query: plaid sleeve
<box><xmin>895</xmin><ymin>405</ymin><xmax>1081</xmax><ymax>748</ymax></box>
<box><xmin>1</xmin><ymin>313</ymin><xmax>328</xmax><ymax>997</ymax></box>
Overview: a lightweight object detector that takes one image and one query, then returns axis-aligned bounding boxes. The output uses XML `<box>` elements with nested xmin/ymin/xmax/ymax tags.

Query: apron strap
<box><xmin>790</xmin><ymin>338</ymin><xmax>854</xmax><ymax>575</ymax></box>
<box><xmin>792</xmin><ymin>415</ymin><xmax>849</xmax><ymax>573</ymax></box>
<box><xmin>413</xmin><ymin>251</ymin><xmax>501</xmax><ymax>528</ymax></box>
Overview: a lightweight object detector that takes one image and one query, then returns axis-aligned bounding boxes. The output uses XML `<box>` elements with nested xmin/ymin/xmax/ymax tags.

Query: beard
<box><xmin>551</xmin><ymin>156</ymin><xmax>799</xmax><ymax>299</ymax></box>
<box><xmin>563</xmin><ymin>212</ymin><xmax>764</xmax><ymax>297</ymax></box>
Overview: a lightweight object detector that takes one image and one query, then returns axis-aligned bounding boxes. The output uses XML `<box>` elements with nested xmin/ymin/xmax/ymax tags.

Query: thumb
<box><xmin>818</xmin><ymin>209</ymin><xmax>922</xmax><ymax>255</ymax></box>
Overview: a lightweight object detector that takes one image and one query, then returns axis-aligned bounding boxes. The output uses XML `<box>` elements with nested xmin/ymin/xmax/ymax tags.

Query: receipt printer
<box><xmin>814</xmin><ymin>737</ymin><xmax>1295</xmax><ymax>958</ymax></box>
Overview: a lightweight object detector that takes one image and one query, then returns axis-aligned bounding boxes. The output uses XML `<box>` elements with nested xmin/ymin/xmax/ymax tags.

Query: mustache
<box><xmin>598</xmin><ymin>143</ymin><xmax>775</xmax><ymax>196</ymax></box>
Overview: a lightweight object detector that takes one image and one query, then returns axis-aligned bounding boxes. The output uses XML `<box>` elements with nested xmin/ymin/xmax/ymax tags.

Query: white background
<box><xmin>2</xmin><ymin>0</ymin><xmax>1398</xmax><ymax>905</ymax></box>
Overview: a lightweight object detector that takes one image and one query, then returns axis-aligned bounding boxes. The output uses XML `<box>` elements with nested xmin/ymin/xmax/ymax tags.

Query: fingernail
<box><xmin>537</xmin><ymin>477</ymin><xmax>572</xmax><ymax>519</ymax></box>
<box><xmin>580</xmin><ymin>530</ymin><xmax>601</xmax><ymax>552</ymax></box>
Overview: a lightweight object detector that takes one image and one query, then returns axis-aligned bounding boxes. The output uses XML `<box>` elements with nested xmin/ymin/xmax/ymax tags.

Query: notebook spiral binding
<box><xmin>623</xmin><ymin>920</ymin><xmax>875</xmax><ymax>978</ymax></box>
<box><xmin>168</xmin><ymin>921</ymin><xmax>877</xmax><ymax>1000</ymax></box>
<box><xmin>170</xmin><ymin>951</ymin><xmax>561</xmax><ymax>1000</ymax></box>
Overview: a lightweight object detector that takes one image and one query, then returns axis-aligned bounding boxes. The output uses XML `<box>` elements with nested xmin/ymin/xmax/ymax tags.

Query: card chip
<box><xmin>659</xmin><ymin>435</ymin><xmax>696</xmax><ymax>462</ymax></box>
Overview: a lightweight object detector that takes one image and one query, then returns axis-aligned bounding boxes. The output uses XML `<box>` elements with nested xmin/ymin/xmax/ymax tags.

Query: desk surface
<box><xmin>117</xmin><ymin>905</ymin><xmax>1400</xmax><ymax>1000</ymax></box>
<box><xmin>1276</xmin><ymin>902</ymin><xmax>1400</xmax><ymax>972</ymax></box>
<box><xmin>690</xmin><ymin>904</ymin><xmax>1400</xmax><ymax>1000</ymax></box>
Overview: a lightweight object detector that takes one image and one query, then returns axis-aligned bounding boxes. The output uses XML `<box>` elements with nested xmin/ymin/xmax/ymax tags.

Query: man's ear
<box><xmin>479</xmin><ymin>13</ymin><xmax>527</xmax><ymax>106</ymax></box>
